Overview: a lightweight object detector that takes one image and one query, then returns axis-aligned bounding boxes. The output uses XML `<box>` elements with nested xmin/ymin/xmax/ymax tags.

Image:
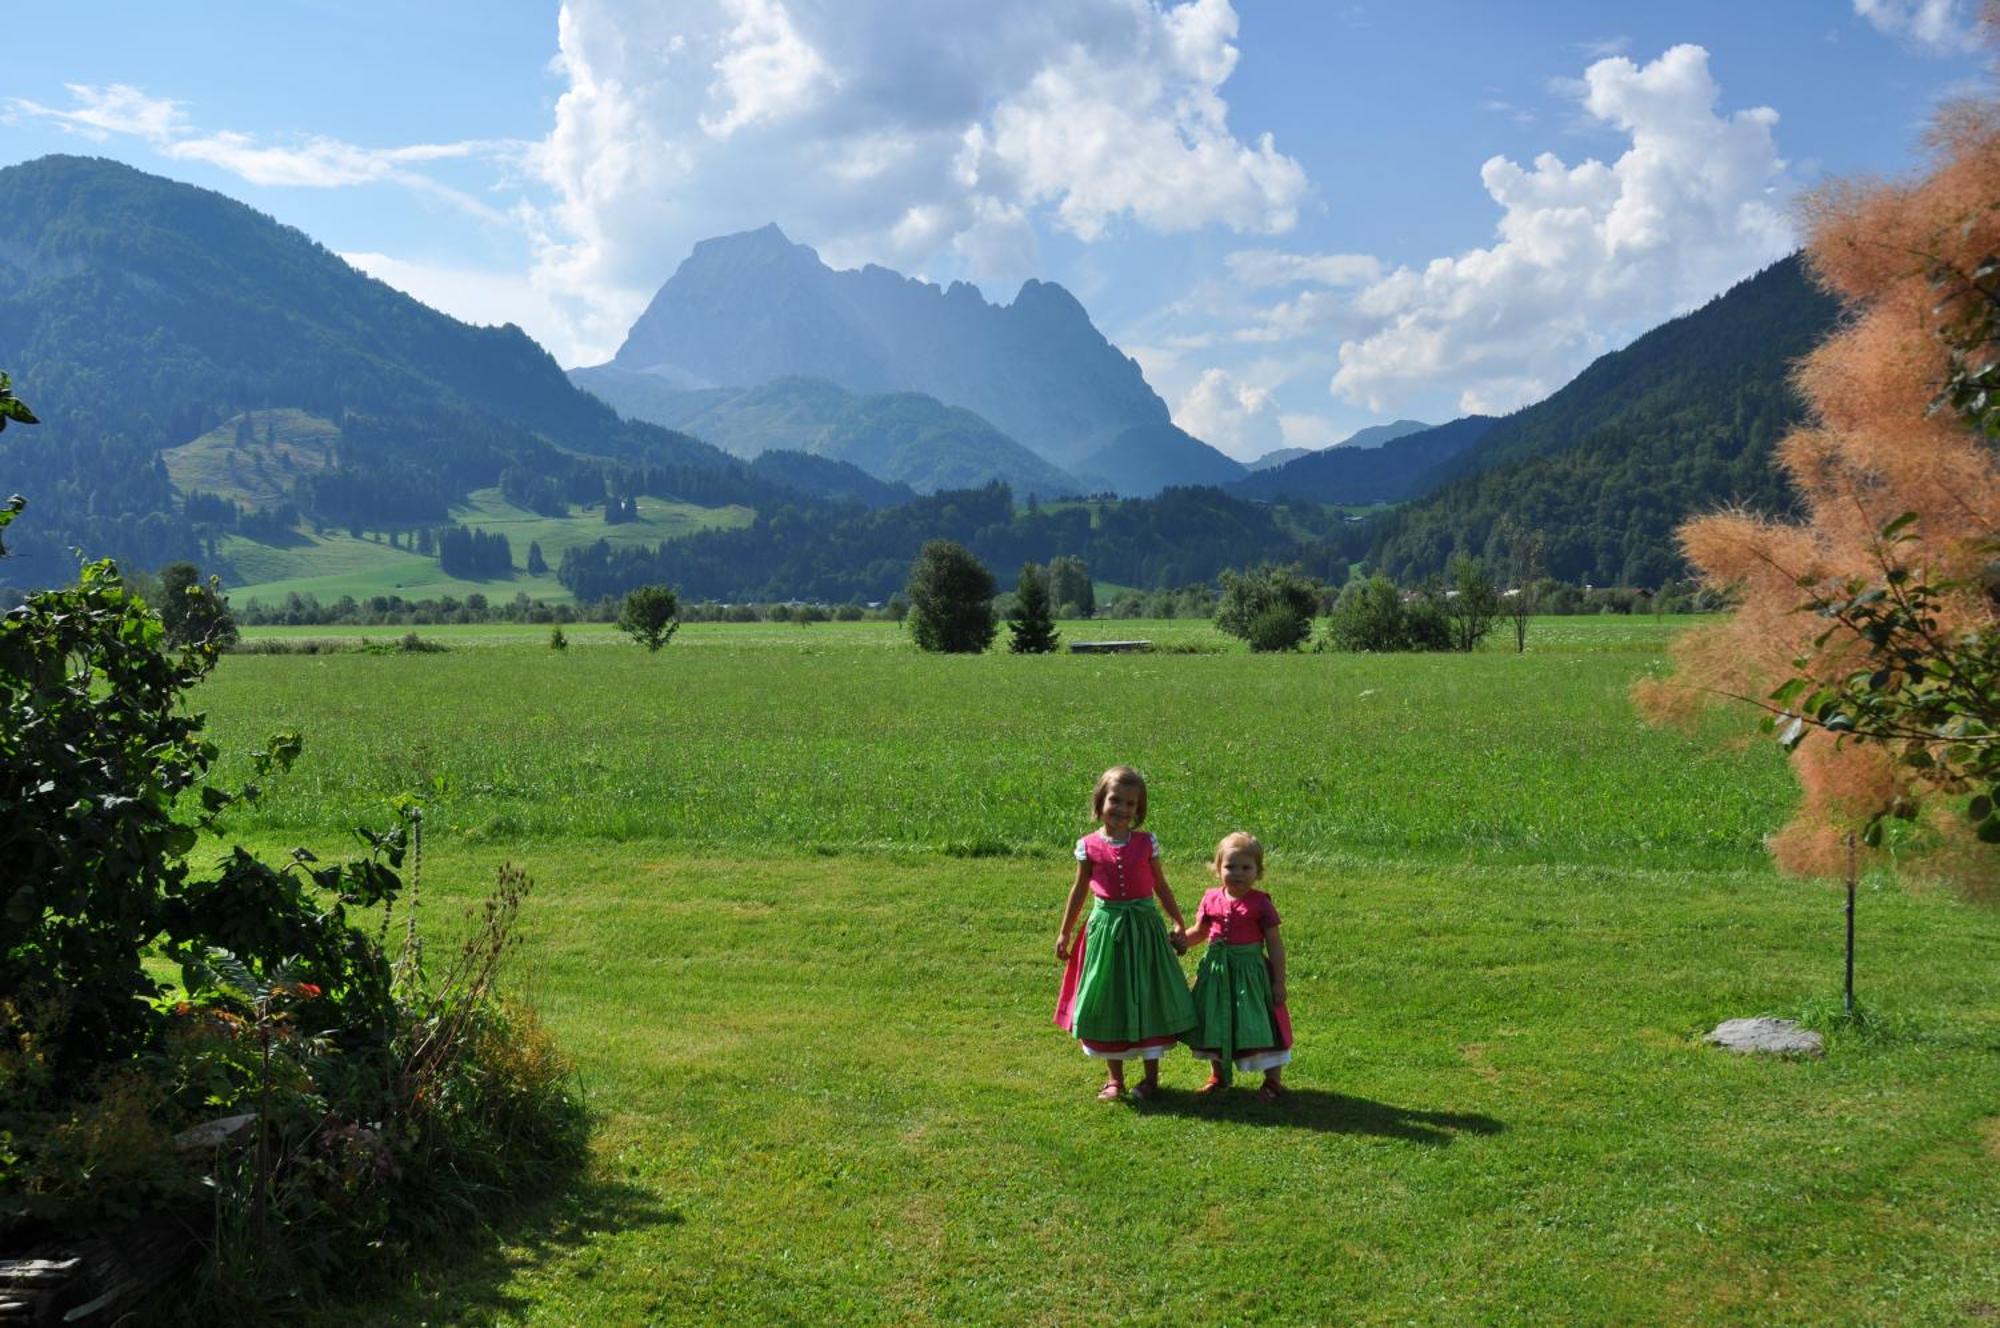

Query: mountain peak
<box><xmin>1011</xmin><ymin>278</ymin><xmax>1087</xmax><ymax>320</ymax></box>
<box><xmin>684</xmin><ymin>222</ymin><xmax>811</xmax><ymax>266</ymax></box>
<box><xmin>608</xmin><ymin>233</ymin><xmax>1171</xmax><ymax>468</ymax></box>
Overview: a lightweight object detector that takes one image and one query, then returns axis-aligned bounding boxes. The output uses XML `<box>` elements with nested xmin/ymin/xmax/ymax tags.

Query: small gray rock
<box><xmin>1706</xmin><ymin>1017</ymin><xmax>1825</xmax><ymax>1057</ymax></box>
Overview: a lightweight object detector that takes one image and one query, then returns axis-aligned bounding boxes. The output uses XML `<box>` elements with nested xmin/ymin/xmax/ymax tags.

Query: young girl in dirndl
<box><xmin>1053</xmin><ymin>766</ymin><xmax>1197</xmax><ymax>1100</ymax></box>
<box><xmin>1182</xmin><ymin>831</ymin><xmax>1291</xmax><ymax>1101</ymax></box>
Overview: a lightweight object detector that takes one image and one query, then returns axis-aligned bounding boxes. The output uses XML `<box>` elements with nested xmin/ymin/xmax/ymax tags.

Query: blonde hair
<box><xmin>1210</xmin><ymin>831</ymin><xmax>1265</xmax><ymax>880</ymax></box>
<box><xmin>1090</xmin><ymin>765</ymin><xmax>1148</xmax><ymax>826</ymax></box>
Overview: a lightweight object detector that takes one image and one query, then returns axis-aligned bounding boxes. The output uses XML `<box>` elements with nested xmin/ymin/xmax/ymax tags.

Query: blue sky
<box><xmin>5</xmin><ymin>1</ymin><xmax>1989</xmax><ymax>457</ymax></box>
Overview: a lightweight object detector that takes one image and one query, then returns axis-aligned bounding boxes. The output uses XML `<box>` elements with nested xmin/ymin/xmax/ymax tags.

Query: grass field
<box><xmin>189</xmin><ymin>617</ymin><xmax>2000</xmax><ymax>1325</ymax></box>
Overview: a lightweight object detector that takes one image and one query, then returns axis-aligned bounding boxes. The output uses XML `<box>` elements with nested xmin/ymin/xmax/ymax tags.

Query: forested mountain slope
<box><xmin>572</xmin><ymin>370</ymin><xmax>1081</xmax><ymax>498</ymax></box>
<box><xmin>1367</xmin><ymin>256</ymin><xmax>1842</xmax><ymax>586</ymax></box>
<box><xmin>557</xmin><ymin>483</ymin><xmax>1354</xmax><ymax>603</ymax></box>
<box><xmin>1231</xmin><ymin>415</ymin><xmax>1497</xmax><ymax>504</ymax></box>
<box><xmin>0</xmin><ymin>155</ymin><xmax>744</xmax><ymax>577</ymax></box>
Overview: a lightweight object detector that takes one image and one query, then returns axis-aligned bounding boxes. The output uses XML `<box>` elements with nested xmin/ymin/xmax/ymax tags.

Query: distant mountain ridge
<box><xmin>599</xmin><ymin>224</ymin><xmax>1239</xmax><ymax>491</ymax></box>
<box><xmin>1230</xmin><ymin>416</ymin><xmax>1497</xmax><ymax>505</ymax></box>
<box><xmin>571</xmin><ymin>368</ymin><xmax>1080</xmax><ymax>498</ymax></box>
<box><xmin>1247</xmin><ymin>446</ymin><xmax>1311</xmax><ymax>472</ymax></box>
<box><xmin>1335</xmin><ymin>419</ymin><xmax>1433</xmax><ymax>450</ymax></box>
<box><xmin>1075</xmin><ymin>421</ymin><xmax>1247</xmax><ymax>497</ymax></box>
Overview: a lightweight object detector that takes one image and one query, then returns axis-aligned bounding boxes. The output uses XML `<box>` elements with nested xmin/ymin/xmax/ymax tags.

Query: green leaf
<box><xmin>1769</xmin><ymin>677</ymin><xmax>1808</xmax><ymax>706</ymax></box>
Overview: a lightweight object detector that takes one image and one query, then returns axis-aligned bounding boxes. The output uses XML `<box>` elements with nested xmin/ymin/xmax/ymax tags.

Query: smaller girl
<box><xmin>1183</xmin><ymin>832</ymin><xmax>1291</xmax><ymax>1101</ymax></box>
<box><xmin>1053</xmin><ymin>766</ymin><xmax>1197</xmax><ymax>1100</ymax></box>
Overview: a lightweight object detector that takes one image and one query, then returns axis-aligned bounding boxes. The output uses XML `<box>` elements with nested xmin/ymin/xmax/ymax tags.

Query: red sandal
<box><xmin>1097</xmin><ymin>1081</ymin><xmax>1125</xmax><ymax>1101</ymax></box>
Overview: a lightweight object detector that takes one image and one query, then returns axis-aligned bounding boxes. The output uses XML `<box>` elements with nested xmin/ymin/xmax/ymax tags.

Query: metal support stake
<box><xmin>1844</xmin><ymin>832</ymin><xmax>1857</xmax><ymax>1016</ymax></box>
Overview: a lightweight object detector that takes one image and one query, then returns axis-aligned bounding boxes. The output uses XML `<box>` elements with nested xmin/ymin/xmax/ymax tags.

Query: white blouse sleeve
<box><xmin>1074</xmin><ymin>836</ymin><xmax>1090</xmax><ymax>862</ymax></box>
<box><xmin>1149</xmin><ymin>834</ymin><xmax>1162</xmax><ymax>858</ymax></box>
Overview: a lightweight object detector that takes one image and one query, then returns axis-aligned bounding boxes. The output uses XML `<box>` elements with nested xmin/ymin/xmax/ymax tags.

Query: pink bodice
<box><xmin>1199</xmin><ymin>886</ymin><xmax>1280</xmax><ymax>944</ymax></box>
<box><xmin>1077</xmin><ymin>830</ymin><xmax>1160</xmax><ymax>901</ymax></box>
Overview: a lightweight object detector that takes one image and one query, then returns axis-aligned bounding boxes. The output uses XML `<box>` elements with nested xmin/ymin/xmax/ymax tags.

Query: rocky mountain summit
<box><xmin>602</xmin><ymin>225</ymin><xmax>1185</xmax><ymax>473</ymax></box>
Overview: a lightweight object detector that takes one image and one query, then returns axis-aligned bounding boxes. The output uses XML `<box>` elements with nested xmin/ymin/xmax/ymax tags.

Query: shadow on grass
<box><xmin>304</xmin><ymin>1171</ymin><xmax>680</xmax><ymax>1326</ymax></box>
<box><xmin>1138</xmin><ymin>1088</ymin><xmax>1505</xmax><ymax>1145</ymax></box>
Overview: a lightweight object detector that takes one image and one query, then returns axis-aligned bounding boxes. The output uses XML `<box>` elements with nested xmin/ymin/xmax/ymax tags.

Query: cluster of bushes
<box><xmin>235</xmin><ymin>589</ymin><xmax>621</xmax><ymax>627</ymax></box>
<box><xmin>677</xmin><ymin>598</ymin><xmax>907</xmax><ymax>624</ymax></box>
<box><xmin>1214</xmin><ymin>560</ymin><xmax>1504</xmax><ymax>654</ymax></box>
<box><xmin>1099</xmin><ymin>583</ymin><xmax>1219</xmax><ymax>620</ymax></box>
<box><xmin>226</xmin><ymin>588</ymin><xmax>916</xmax><ymax>630</ymax></box>
<box><xmin>1</xmin><ymin>554</ymin><xmax>584</xmax><ymax>1314</ymax></box>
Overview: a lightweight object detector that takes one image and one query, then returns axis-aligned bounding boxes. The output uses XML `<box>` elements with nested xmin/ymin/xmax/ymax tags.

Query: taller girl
<box><xmin>1053</xmin><ymin>766</ymin><xmax>1197</xmax><ymax>1100</ymax></box>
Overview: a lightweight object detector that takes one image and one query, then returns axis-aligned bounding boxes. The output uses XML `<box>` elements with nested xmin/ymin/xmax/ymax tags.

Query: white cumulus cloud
<box><xmin>1853</xmin><ymin>0</ymin><xmax>1982</xmax><ymax>54</ymax></box>
<box><xmin>700</xmin><ymin>0</ymin><xmax>837</xmax><ymax>138</ymax></box>
<box><xmin>528</xmin><ymin>0</ymin><xmax>1308</xmax><ymax>362</ymax></box>
<box><xmin>1176</xmin><ymin>366</ymin><xmax>1285</xmax><ymax>458</ymax></box>
<box><xmin>1329</xmin><ymin>43</ymin><xmax>1794</xmax><ymax>416</ymax></box>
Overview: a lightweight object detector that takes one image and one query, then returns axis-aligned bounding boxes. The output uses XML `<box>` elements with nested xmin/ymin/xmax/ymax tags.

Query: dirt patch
<box><xmin>1458</xmin><ymin>1043</ymin><xmax>1501</xmax><ymax>1084</ymax></box>
<box><xmin>1979</xmin><ymin>1116</ymin><xmax>2000</xmax><ymax>1161</ymax></box>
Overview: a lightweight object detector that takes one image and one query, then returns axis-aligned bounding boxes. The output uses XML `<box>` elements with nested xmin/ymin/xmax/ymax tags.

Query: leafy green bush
<box><xmin>1244</xmin><ymin>603</ymin><xmax>1311</xmax><ymax>653</ymax></box>
<box><xmin>1326</xmin><ymin>576</ymin><xmax>1409</xmax><ymax>652</ymax></box>
<box><xmin>1215</xmin><ymin>564</ymin><xmax>1322</xmax><ymax>650</ymax></box>
<box><xmin>0</xmin><ymin>546</ymin><xmax>583</xmax><ymax>1309</ymax></box>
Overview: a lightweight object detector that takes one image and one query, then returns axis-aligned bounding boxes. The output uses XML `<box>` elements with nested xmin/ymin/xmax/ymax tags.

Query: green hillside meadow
<box><xmin>189</xmin><ymin>617</ymin><xmax>2000</xmax><ymax>1326</ymax></box>
<box><xmin>215</xmin><ymin>487</ymin><xmax>753</xmax><ymax>606</ymax></box>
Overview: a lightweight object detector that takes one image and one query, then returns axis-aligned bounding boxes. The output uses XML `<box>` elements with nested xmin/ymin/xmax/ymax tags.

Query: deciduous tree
<box><xmin>1640</xmin><ymin>62</ymin><xmax>2000</xmax><ymax>890</ymax></box>
<box><xmin>1215</xmin><ymin>564</ymin><xmax>1319</xmax><ymax>652</ymax></box>
<box><xmin>906</xmin><ymin>540</ymin><xmax>997</xmax><ymax>653</ymax></box>
<box><xmin>619</xmin><ymin>584</ymin><xmax>681</xmax><ymax>652</ymax></box>
<box><xmin>158</xmin><ymin>560</ymin><xmax>239</xmax><ymax>649</ymax></box>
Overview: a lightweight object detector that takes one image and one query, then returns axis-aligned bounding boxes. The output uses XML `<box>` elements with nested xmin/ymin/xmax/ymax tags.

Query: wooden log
<box><xmin>1067</xmin><ymin>640</ymin><xmax>1154</xmax><ymax>654</ymax></box>
<box><xmin>0</xmin><ymin>1206</ymin><xmax>202</xmax><ymax>1326</ymax></box>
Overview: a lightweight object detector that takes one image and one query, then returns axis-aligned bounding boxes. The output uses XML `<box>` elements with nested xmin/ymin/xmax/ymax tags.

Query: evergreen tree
<box><xmin>1007</xmin><ymin>563</ymin><xmax>1060</xmax><ymax>654</ymax></box>
<box><xmin>906</xmin><ymin>540</ymin><xmax>996</xmax><ymax>653</ymax></box>
<box><xmin>527</xmin><ymin>540</ymin><xmax>549</xmax><ymax>576</ymax></box>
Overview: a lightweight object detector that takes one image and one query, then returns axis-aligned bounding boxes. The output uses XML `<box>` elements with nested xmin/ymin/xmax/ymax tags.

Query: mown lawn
<box><xmin>187</xmin><ymin>618</ymin><xmax>2000</xmax><ymax>1325</ymax></box>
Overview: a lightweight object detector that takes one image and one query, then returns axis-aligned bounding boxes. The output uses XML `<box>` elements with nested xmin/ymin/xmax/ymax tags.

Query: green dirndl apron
<box><xmin>1070</xmin><ymin>897</ymin><xmax>1197</xmax><ymax>1048</ymax></box>
<box><xmin>1188</xmin><ymin>941</ymin><xmax>1283</xmax><ymax>1085</ymax></box>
